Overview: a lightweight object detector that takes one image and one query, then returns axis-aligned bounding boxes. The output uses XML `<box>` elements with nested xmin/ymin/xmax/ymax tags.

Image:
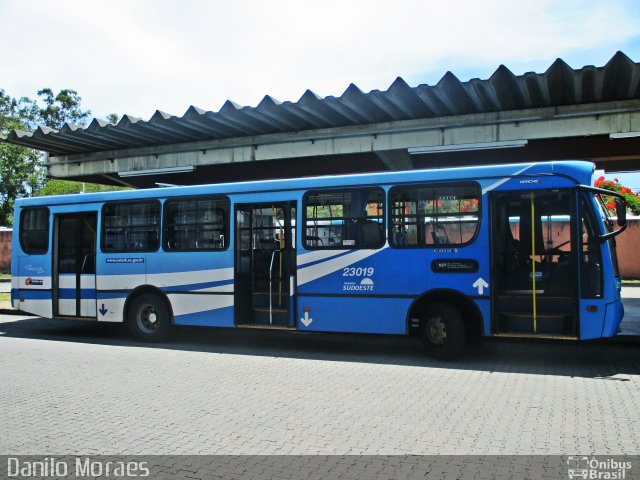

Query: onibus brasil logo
<box><xmin>567</xmin><ymin>457</ymin><xmax>632</xmax><ymax>479</ymax></box>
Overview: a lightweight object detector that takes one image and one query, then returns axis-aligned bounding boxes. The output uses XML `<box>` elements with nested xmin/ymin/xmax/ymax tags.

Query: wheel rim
<box><xmin>136</xmin><ymin>303</ymin><xmax>159</xmax><ymax>334</ymax></box>
<box><xmin>425</xmin><ymin>314</ymin><xmax>447</xmax><ymax>346</ymax></box>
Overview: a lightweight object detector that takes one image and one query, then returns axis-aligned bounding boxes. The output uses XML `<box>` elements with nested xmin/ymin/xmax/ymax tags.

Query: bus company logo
<box><xmin>342</xmin><ymin>278</ymin><xmax>375</xmax><ymax>292</ymax></box>
<box><xmin>567</xmin><ymin>456</ymin><xmax>632</xmax><ymax>479</ymax></box>
<box><xmin>25</xmin><ymin>277</ymin><xmax>43</xmax><ymax>286</ymax></box>
<box><xmin>24</xmin><ymin>264</ymin><xmax>45</xmax><ymax>274</ymax></box>
<box><xmin>520</xmin><ymin>179</ymin><xmax>540</xmax><ymax>184</ymax></box>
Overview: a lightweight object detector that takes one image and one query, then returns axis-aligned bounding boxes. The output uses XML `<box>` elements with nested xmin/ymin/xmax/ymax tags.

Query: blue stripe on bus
<box><xmin>58</xmin><ymin>288</ymin><xmax>96</xmax><ymax>300</ymax></box>
<box><xmin>97</xmin><ymin>292</ymin><xmax>129</xmax><ymax>299</ymax></box>
<box><xmin>159</xmin><ymin>279</ymin><xmax>234</xmax><ymax>292</ymax></box>
<box><xmin>16</xmin><ymin>288</ymin><xmax>97</xmax><ymax>300</ymax></box>
<box><xmin>297</xmin><ymin>250</ymin><xmax>353</xmax><ymax>270</ymax></box>
<box><xmin>173</xmin><ymin>306</ymin><xmax>234</xmax><ymax>327</ymax></box>
<box><xmin>15</xmin><ymin>289</ymin><xmax>52</xmax><ymax>300</ymax></box>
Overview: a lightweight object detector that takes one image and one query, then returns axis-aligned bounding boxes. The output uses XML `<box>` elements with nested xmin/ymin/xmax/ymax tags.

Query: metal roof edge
<box><xmin>3</xmin><ymin>51</ymin><xmax>639</xmax><ymax>156</ymax></box>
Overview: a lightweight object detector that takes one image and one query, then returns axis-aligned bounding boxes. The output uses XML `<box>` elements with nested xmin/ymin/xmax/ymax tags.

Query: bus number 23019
<box><xmin>343</xmin><ymin>267</ymin><xmax>375</xmax><ymax>277</ymax></box>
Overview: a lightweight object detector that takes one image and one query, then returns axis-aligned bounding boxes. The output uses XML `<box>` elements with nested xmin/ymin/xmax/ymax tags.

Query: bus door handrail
<box><xmin>269</xmin><ymin>250</ymin><xmax>276</xmax><ymax>325</ymax></box>
<box><xmin>81</xmin><ymin>254</ymin><xmax>94</xmax><ymax>274</ymax></box>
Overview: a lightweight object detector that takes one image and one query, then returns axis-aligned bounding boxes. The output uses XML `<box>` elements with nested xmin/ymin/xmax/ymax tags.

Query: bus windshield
<box><xmin>593</xmin><ymin>192</ymin><xmax>621</xmax><ymax>278</ymax></box>
<box><xmin>594</xmin><ymin>193</ymin><xmax>616</xmax><ymax>234</ymax></box>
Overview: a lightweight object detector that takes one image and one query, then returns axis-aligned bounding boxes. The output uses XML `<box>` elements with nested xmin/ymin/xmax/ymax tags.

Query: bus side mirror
<box><xmin>615</xmin><ymin>198</ymin><xmax>627</xmax><ymax>227</ymax></box>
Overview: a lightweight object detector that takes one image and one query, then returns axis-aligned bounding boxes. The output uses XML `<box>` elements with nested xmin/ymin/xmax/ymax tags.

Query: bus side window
<box><xmin>390</xmin><ymin>183</ymin><xmax>479</xmax><ymax>247</ymax></box>
<box><xmin>102</xmin><ymin>202</ymin><xmax>160</xmax><ymax>253</ymax></box>
<box><xmin>163</xmin><ymin>197</ymin><xmax>229</xmax><ymax>251</ymax></box>
<box><xmin>19</xmin><ymin>207</ymin><xmax>50</xmax><ymax>254</ymax></box>
<box><xmin>304</xmin><ymin>188</ymin><xmax>384</xmax><ymax>249</ymax></box>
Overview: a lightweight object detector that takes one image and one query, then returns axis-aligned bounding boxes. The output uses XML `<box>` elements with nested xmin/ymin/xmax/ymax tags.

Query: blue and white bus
<box><xmin>10</xmin><ymin>160</ymin><xmax>627</xmax><ymax>358</ymax></box>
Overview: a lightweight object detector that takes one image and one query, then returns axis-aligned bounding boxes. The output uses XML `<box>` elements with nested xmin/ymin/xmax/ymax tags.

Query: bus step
<box><xmin>499</xmin><ymin>312</ymin><xmax>573</xmax><ymax>335</ymax></box>
<box><xmin>497</xmin><ymin>296</ymin><xmax>574</xmax><ymax>314</ymax></box>
<box><xmin>252</xmin><ymin>292</ymin><xmax>288</xmax><ymax>309</ymax></box>
<box><xmin>252</xmin><ymin>307</ymin><xmax>290</xmax><ymax>326</ymax></box>
<box><xmin>492</xmin><ymin>333</ymin><xmax>578</xmax><ymax>340</ymax></box>
<box><xmin>237</xmin><ymin>324</ymin><xmax>296</xmax><ymax>331</ymax></box>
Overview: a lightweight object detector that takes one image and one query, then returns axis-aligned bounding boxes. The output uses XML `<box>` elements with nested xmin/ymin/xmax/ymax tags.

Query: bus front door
<box><xmin>491</xmin><ymin>190</ymin><xmax>578</xmax><ymax>337</ymax></box>
<box><xmin>235</xmin><ymin>202</ymin><xmax>296</xmax><ymax>327</ymax></box>
<box><xmin>53</xmin><ymin>212</ymin><xmax>98</xmax><ymax>318</ymax></box>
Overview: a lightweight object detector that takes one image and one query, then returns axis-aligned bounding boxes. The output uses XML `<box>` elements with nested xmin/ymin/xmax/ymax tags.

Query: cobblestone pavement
<box><xmin>0</xmin><ymin>315</ymin><xmax>639</xmax><ymax>457</ymax></box>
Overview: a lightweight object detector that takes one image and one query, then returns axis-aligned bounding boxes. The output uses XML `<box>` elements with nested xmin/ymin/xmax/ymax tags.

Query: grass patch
<box><xmin>0</xmin><ymin>292</ymin><xmax>10</xmax><ymax>303</ymax></box>
<box><xmin>0</xmin><ymin>273</ymin><xmax>10</xmax><ymax>280</ymax></box>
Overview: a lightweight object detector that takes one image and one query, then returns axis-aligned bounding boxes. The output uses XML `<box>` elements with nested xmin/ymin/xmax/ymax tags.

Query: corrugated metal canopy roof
<box><xmin>3</xmin><ymin>51</ymin><xmax>640</xmax><ymax>156</ymax></box>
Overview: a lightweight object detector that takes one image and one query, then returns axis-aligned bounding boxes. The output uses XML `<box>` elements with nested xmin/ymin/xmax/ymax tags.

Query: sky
<box><xmin>1</xmin><ymin>0</ymin><xmax>640</xmax><ymax>179</ymax></box>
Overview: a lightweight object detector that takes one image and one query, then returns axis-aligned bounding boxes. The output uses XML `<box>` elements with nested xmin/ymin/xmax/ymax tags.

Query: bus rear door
<box><xmin>53</xmin><ymin>212</ymin><xmax>98</xmax><ymax>318</ymax></box>
<box><xmin>234</xmin><ymin>202</ymin><xmax>296</xmax><ymax>328</ymax></box>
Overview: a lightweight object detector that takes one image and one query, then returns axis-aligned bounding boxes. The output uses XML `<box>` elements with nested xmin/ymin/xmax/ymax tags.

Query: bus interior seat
<box><xmin>543</xmin><ymin>260</ymin><xmax>573</xmax><ymax>296</ymax></box>
<box><xmin>432</xmin><ymin>225</ymin><xmax>449</xmax><ymax>245</ymax></box>
<box><xmin>392</xmin><ymin>225</ymin><xmax>408</xmax><ymax>246</ymax></box>
<box><xmin>359</xmin><ymin>220</ymin><xmax>383</xmax><ymax>247</ymax></box>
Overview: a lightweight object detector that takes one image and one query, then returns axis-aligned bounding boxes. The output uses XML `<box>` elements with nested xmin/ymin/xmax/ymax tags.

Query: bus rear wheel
<box><xmin>127</xmin><ymin>293</ymin><xmax>171</xmax><ymax>342</ymax></box>
<box><xmin>421</xmin><ymin>301</ymin><xmax>466</xmax><ymax>360</ymax></box>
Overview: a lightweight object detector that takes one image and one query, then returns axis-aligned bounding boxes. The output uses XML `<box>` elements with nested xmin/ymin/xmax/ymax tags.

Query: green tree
<box><xmin>0</xmin><ymin>90</ymin><xmax>42</xmax><ymax>226</ymax></box>
<box><xmin>19</xmin><ymin>88</ymin><xmax>91</xmax><ymax>130</ymax></box>
<box><xmin>37</xmin><ymin>179</ymin><xmax>129</xmax><ymax>197</ymax></box>
<box><xmin>0</xmin><ymin>87</ymin><xmax>93</xmax><ymax>225</ymax></box>
<box><xmin>106</xmin><ymin>113</ymin><xmax>119</xmax><ymax>124</ymax></box>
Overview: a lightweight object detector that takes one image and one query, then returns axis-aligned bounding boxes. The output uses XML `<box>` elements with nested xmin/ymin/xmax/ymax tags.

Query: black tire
<box><xmin>126</xmin><ymin>293</ymin><xmax>172</xmax><ymax>342</ymax></box>
<box><xmin>421</xmin><ymin>301</ymin><xmax>466</xmax><ymax>360</ymax></box>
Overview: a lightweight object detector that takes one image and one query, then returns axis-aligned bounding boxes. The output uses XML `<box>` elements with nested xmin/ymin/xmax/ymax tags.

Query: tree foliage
<box><xmin>0</xmin><ymin>90</ymin><xmax>42</xmax><ymax>225</ymax></box>
<box><xmin>37</xmin><ymin>179</ymin><xmax>129</xmax><ymax>197</ymax></box>
<box><xmin>0</xmin><ymin>87</ymin><xmax>94</xmax><ymax>226</ymax></box>
<box><xmin>106</xmin><ymin>113</ymin><xmax>119</xmax><ymax>124</ymax></box>
<box><xmin>594</xmin><ymin>176</ymin><xmax>640</xmax><ymax>216</ymax></box>
<box><xmin>19</xmin><ymin>88</ymin><xmax>91</xmax><ymax>130</ymax></box>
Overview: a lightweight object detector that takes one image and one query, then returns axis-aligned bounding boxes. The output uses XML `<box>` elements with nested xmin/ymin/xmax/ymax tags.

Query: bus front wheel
<box><xmin>421</xmin><ymin>302</ymin><xmax>466</xmax><ymax>360</ymax></box>
<box><xmin>127</xmin><ymin>293</ymin><xmax>172</xmax><ymax>342</ymax></box>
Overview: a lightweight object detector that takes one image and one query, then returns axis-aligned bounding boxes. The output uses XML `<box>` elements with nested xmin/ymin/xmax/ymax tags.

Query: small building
<box><xmin>0</xmin><ymin>227</ymin><xmax>12</xmax><ymax>273</ymax></box>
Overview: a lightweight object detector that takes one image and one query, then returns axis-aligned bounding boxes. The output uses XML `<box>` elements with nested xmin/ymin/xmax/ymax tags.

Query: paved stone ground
<box><xmin>0</xmin><ymin>314</ymin><xmax>639</xmax><ymax>457</ymax></box>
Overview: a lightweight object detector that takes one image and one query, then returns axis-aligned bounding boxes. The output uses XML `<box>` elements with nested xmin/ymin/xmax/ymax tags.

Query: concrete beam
<box><xmin>48</xmin><ymin>99</ymin><xmax>640</xmax><ymax>179</ymax></box>
<box><xmin>375</xmin><ymin>149</ymin><xmax>413</xmax><ymax>170</ymax></box>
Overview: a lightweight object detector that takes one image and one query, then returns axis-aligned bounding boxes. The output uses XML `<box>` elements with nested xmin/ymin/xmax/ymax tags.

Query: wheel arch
<box><xmin>124</xmin><ymin>285</ymin><xmax>174</xmax><ymax>324</ymax></box>
<box><xmin>406</xmin><ymin>289</ymin><xmax>484</xmax><ymax>338</ymax></box>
